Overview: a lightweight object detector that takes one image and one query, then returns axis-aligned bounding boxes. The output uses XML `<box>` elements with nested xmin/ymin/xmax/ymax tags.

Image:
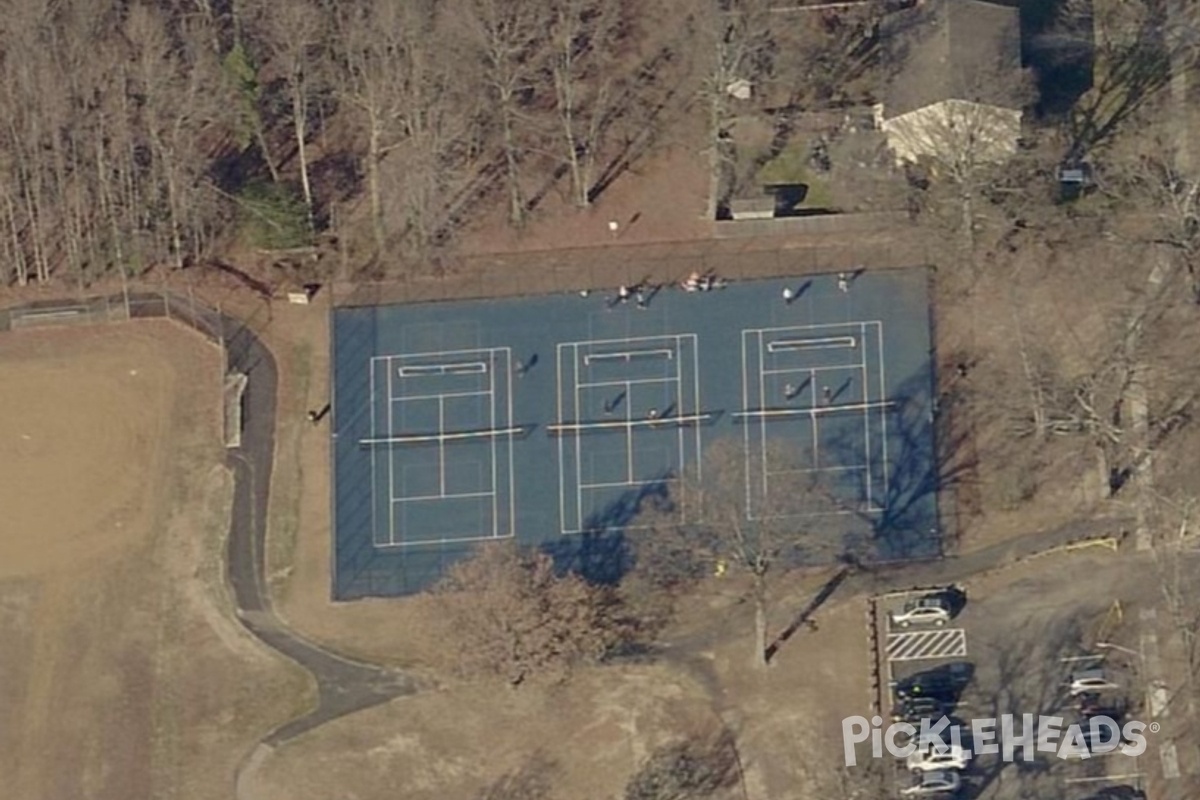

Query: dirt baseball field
<box><xmin>0</xmin><ymin>321</ymin><xmax>309</xmax><ymax>800</ymax></box>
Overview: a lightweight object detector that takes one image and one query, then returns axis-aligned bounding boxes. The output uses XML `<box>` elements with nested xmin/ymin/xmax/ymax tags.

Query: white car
<box><xmin>891</xmin><ymin>597</ymin><xmax>952</xmax><ymax>628</ymax></box>
<box><xmin>1069</xmin><ymin>669</ymin><xmax>1120</xmax><ymax>696</ymax></box>
<box><xmin>900</xmin><ymin>769</ymin><xmax>962</xmax><ymax>796</ymax></box>
<box><xmin>907</xmin><ymin>739</ymin><xmax>969</xmax><ymax>772</ymax></box>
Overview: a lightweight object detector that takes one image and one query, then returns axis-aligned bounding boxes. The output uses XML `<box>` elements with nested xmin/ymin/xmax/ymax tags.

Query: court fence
<box><xmin>0</xmin><ymin>287</ymin><xmax>242</xmax><ymax>450</ymax></box>
<box><xmin>0</xmin><ymin>288</ymin><xmax>226</xmax><ymax>342</ymax></box>
<box><xmin>331</xmin><ymin>234</ymin><xmax>935</xmax><ymax>308</ymax></box>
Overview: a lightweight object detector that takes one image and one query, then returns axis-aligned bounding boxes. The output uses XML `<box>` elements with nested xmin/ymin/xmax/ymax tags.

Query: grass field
<box><xmin>0</xmin><ymin>322</ymin><xmax>310</xmax><ymax>800</ymax></box>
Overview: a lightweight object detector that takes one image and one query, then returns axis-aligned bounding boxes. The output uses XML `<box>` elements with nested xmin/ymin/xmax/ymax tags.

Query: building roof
<box><xmin>881</xmin><ymin>0</ymin><xmax>1022</xmax><ymax>118</ymax></box>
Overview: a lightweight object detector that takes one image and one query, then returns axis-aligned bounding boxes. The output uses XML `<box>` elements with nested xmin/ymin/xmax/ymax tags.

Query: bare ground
<box><xmin>245</xmin><ymin>579</ymin><xmax>870</xmax><ymax>800</ymax></box>
<box><xmin>0</xmin><ymin>322</ymin><xmax>310</xmax><ymax>800</ymax></box>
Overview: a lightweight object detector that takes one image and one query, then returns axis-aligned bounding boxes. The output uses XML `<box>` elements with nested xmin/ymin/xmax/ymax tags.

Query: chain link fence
<box><xmin>332</xmin><ymin>233</ymin><xmax>935</xmax><ymax>308</ymax></box>
<box><xmin>0</xmin><ymin>288</ymin><xmax>223</xmax><ymax>342</ymax></box>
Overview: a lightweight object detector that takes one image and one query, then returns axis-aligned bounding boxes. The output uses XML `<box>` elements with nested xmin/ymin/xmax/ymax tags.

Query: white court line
<box><xmin>758</xmin><ymin>330</ymin><xmax>769</xmax><ymax>508</ymax></box>
<box><xmin>732</xmin><ymin>402</ymin><xmax>898</xmax><ymax>420</ymax></box>
<box><xmin>681</xmin><ymin>338</ymin><xmax>691</xmax><ymax>520</ymax></box>
<box><xmin>386</xmin><ymin>356</ymin><xmax>397</xmax><ymax>545</ymax></box>
<box><xmin>369</xmin><ymin>358</ymin><xmax>379</xmax><ymax>546</ymax></box>
<box><xmin>398</xmin><ymin>361</ymin><xmax>487</xmax><ymax>377</ymax></box>
<box><xmin>547</xmin><ymin>413</ymin><xmax>714</xmax><ymax>432</ymax></box>
<box><xmin>358</xmin><ymin>427</ymin><xmax>524</xmax><ymax>445</ymax></box>
<box><xmin>580</xmin><ymin>477</ymin><xmax>683</xmax><ymax>491</ymax></box>
<box><xmin>504</xmin><ymin>348</ymin><xmax>516</xmax><ymax>539</ymax></box>
<box><xmin>877</xmin><ymin>324</ymin><xmax>890</xmax><ymax>497</ymax></box>
<box><xmin>760</xmin><ymin>363</ymin><xmax>862</xmax><ymax>377</ymax></box>
<box><xmin>675</xmin><ymin>340</ymin><xmax>685</xmax><ymax>518</ymax></box>
<box><xmin>811</xmin><ymin>367</ymin><xmax>819</xmax><ymax>471</ymax></box>
<box><xmin>570</xmin><ymin>333</ymin><xmax>691</xmax><ymax>347</ymax></box>
<box><xmin>561</xmin><ymin>334</ymin><xmax>693</xmax><ymax>533</ymax></box>
<box><xmin>745</xmin><ymin>320</ymin><xmax>885</xmax><ymax>337</ymax></box>
<box><xmin>392</xmin><ymin>389</ymin><xmax>491</xmax><ymax>402</ymax></box>
<box><xmin>767</xmin><ymin>336</ymin><xmax>856</xmax><ymax>352</ymax></box>
<box><xmin>585</xmin><ymin>348</ymin><xmax>673</xmax><ymax>365</ymax></box>
<box><xmin>741</xmin><ymin>331</ymin><xmax>753</xmax><ymax>514</ymax></box>
<box><xmin>758</xmin><ymin>505</ymin><xmax>881</xmax><ymax>519</ymax></box>
<box><xmin>374</xmin><ymin>530</ymin><xmax>514</xmax><ymax>550</ymax></box>
<box><xmin>393</xmin><ymin>490</ymin><xmax>496</xmax><ymax>503</ymax></box>
<box><xmin>625</xmin><ymin>380</ymin><xmax>634</xmax><ymax>483</ymax></box>
<box><xmin>767</xmin><ymin>465</ymin><xmax>871</xmax><ymax>475</ymax></box>
<box><xmin>373</xmin><ymin>346</ymin><xmax>516</xmax><ymax>547</ymax></box>
<box><xmin>574</xmin><ymin>343</ymin><xmax>584</xmax><ymax>532</ymax></box>
<box><xmin>556</xmin><ymin>344</ymin><xmax>567</xmax><ymax>534</ymax></box>
<box><xmin>438</xmin><ymin>396</ymin><xmax>446</xmax><ymax>495</ymax></box>
<box><xmin>691</xmin><ymin>334</ymin><xmax>703</xmax><ymax>488</ymax></box>
<box><xmin>860</xmin><ymin>322</ymin><xmax>874</xmax><ymax>507</ymax></box>
<box><xmin>489</xmin><ymin>350</ymin><xmax>498</xmax><ymax>537</ymax></box>
<box><xmin>742</xmin><ymin>321</ymin><xmax>891</xmax><ymax>521</ymax></box>
<box><xmin>576</xmin><ymin>376</ymin><xmax>676</xmax><ymax>389</ymax></box>
<box><xmin>371</xmin><ymin>345</ymin><xmax>511</xmax><ymax>361</ymax></box>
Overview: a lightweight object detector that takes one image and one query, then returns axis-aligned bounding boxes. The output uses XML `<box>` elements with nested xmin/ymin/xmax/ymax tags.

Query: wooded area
<box><xmin>0</xmin><ymin>0</ymin><xmax>893</xmax><ymax>286</ymax></box>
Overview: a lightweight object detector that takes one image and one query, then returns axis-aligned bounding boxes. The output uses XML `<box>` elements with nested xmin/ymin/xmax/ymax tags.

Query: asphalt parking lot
<box><xmin>869</xmin><ymin>555</ymin><xmax>1154</xmax><ymax>800</ymax></box>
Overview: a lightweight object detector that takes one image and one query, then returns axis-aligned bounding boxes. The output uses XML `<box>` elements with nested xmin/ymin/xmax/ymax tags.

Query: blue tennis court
<box><xmin>330</xmin><ymin>268</ymin><xmax>939</xmax><ymax>598</ymax></box>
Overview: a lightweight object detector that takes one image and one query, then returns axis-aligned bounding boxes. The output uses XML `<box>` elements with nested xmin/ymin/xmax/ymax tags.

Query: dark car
<box><xmin>894</xmin><ymin>662</ymin><xmax>974</xmax><ymax>703</ymax></box>
<box><xmin>1061</xmin><ymin>721</ymin><xmax>1124</xmax><ymax>759</ymax></box>
<box><xmin>1082</xmin><ymin>786</ymin><xmax>1144</xmax><ymax>800</ymax></box>
<box><xmin>892</xmin><ymin>696</ymin><xmax>952</xmax><ymax>723</ymax></box>
<box><xmin>1078</xmin><ymin>692</ymin><xmax>1126</xmax><ymax>723</ymax></box>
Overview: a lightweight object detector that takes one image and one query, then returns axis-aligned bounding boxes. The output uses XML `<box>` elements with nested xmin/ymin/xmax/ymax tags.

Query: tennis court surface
<box><xmin>331</xmin><ymin>268</ymin><xmax>938</xmax><ymax>598</ymax></box>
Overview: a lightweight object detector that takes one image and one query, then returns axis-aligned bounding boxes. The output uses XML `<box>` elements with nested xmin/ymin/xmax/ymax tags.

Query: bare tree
<box><xmin>687</xmin><ymin>0</ymin><xmax>775</xmax><ymax>220</ymax></box>
<box><xmin>451</xmin><ymin>0</ymin><xmax>546</xmax><ymax>226</ymax></box>
<box><xmin>547</xmin><ymin>0</ymin><xmax>623</xmax><ymax>208</ymax></box>
<box><xmin>768</xmin><ymin>4</ymin><xmax>884</xmax><ymax>109</ymax></box>
<box><xmin>126</xmin><ymin>5</ymin><xmax>228</xmax><ymax>269</ymax></box>
<box><xmin>432</xmin><ymin>542</ymin><xmax>634</xmax><ymax>686</ymax></box>
<box><xmin>385</xmin><ymin>7</ymin><xmax>487</xmax><ymax>259</ymax></box>
<box><xmin>624</xmin><ymin>726</ymin><xmax>741</xmax><ymax>800</ymax></box>
<box><xmin>330</xmin><ymin>0</ymin><xmax>419</xmax><ymax>257</ymax></box>
<box><xmin>475</xmin><ymin>752</ymin><xmax>556</xmax><ymax>800</ymax></box>
<box><xmin>897</xmin><ymin>100</ymin><xmax>1026</xmax><ymax>254</ymax></box>
<box><xmin>665</xmin><ymin>438</ymin><xmax>839</xmax><ymax>669</ymax></box>
<box><xmin>247</xmin><ymin>0</ymin><xmax>329</xmax><ymax>223</ymax></box>
<box><xmin>1056</xmin><ymin>0</ymin><xmax>1182</xmax><ymax>157</ymax></box>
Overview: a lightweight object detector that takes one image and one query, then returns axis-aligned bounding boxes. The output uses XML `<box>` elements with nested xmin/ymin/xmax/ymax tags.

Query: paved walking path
<box><xmin>134</xmin><ymin>294</ymin><xmax>420</xmax><ymax>736</ymax></box>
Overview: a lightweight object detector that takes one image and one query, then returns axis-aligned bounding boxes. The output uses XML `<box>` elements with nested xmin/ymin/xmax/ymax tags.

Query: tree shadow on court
<box><xmin>540</xmin><ymin>471</ymin><xmax>676</xmax><ymax>585</ymax></box>
<box><xmin>815</xmin><ymin>368</ymin><xmax>977</xmax><ymax>562</ymax></box>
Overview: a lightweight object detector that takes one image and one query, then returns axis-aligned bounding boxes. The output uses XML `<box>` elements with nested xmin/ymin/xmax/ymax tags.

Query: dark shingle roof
<box><xmin>881</xmin><ymin>0</ymin><xmax>1022</xmax><ymax>117</ymax></box>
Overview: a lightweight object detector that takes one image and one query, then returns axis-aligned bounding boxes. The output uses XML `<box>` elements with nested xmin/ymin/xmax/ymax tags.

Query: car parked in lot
<box><xmin>1078</xmin><ymin>691</ymin><xmax>1126</xmax><ymax>722</ymax></box>
<box><xmin>907</xmin><ymin>739</ymin><xmax>969</xmax><ymax>772</ymax></box>
<box><xmin>894</xmin><ymin>662</ymin><xmax>974</xmax><ymax>703</ymax></box>
<box><xmin>1059</xmin><ymin>722</ymin><xmax>1124</xmax><ymax>759</ymax></box>
<box><xmin>891</xmin><ymin>596</ymin><xmax>953</xmax><ymax>628</ymax></box>
<box><xmin>899</xmin><ymin>769</ymin><xmax>961</xmax><ymax>796</ymax></box>
<box><xmin>1069</xmin><ymin>669</ymin><xmax>1120</xmax><ymax>696</ymax></box>
<box><xmin>892</xmin><ymin>696</ymin><xmax>952</xmax><ymax>724</ymax></box>
<box><xmin>1081</xmin><ymin>787</ymin><xmax>1145</xmax><ymax>800</ymax></box>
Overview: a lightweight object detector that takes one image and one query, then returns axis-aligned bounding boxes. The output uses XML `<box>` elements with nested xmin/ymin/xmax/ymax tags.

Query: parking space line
<box><xmin>1161</xmin><ymin>743</ymin><xmax>1181</xmax><ymax>779</ymax></box>
<box><xmin>1063</xmin><ymin>772</ymin><xmax>1145</xmax><ymax>784</ymax></box>
<box><xmin>886</xmin><ymin>628</ymin><xmax>967</xmax><ymax>662</ymax></box>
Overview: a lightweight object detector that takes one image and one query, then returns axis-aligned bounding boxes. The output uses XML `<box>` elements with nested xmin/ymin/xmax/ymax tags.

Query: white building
<box><xmin>875</xmin><ymin>0</ymin><xmax>1025</xmax><ymax>168</ymax></box>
